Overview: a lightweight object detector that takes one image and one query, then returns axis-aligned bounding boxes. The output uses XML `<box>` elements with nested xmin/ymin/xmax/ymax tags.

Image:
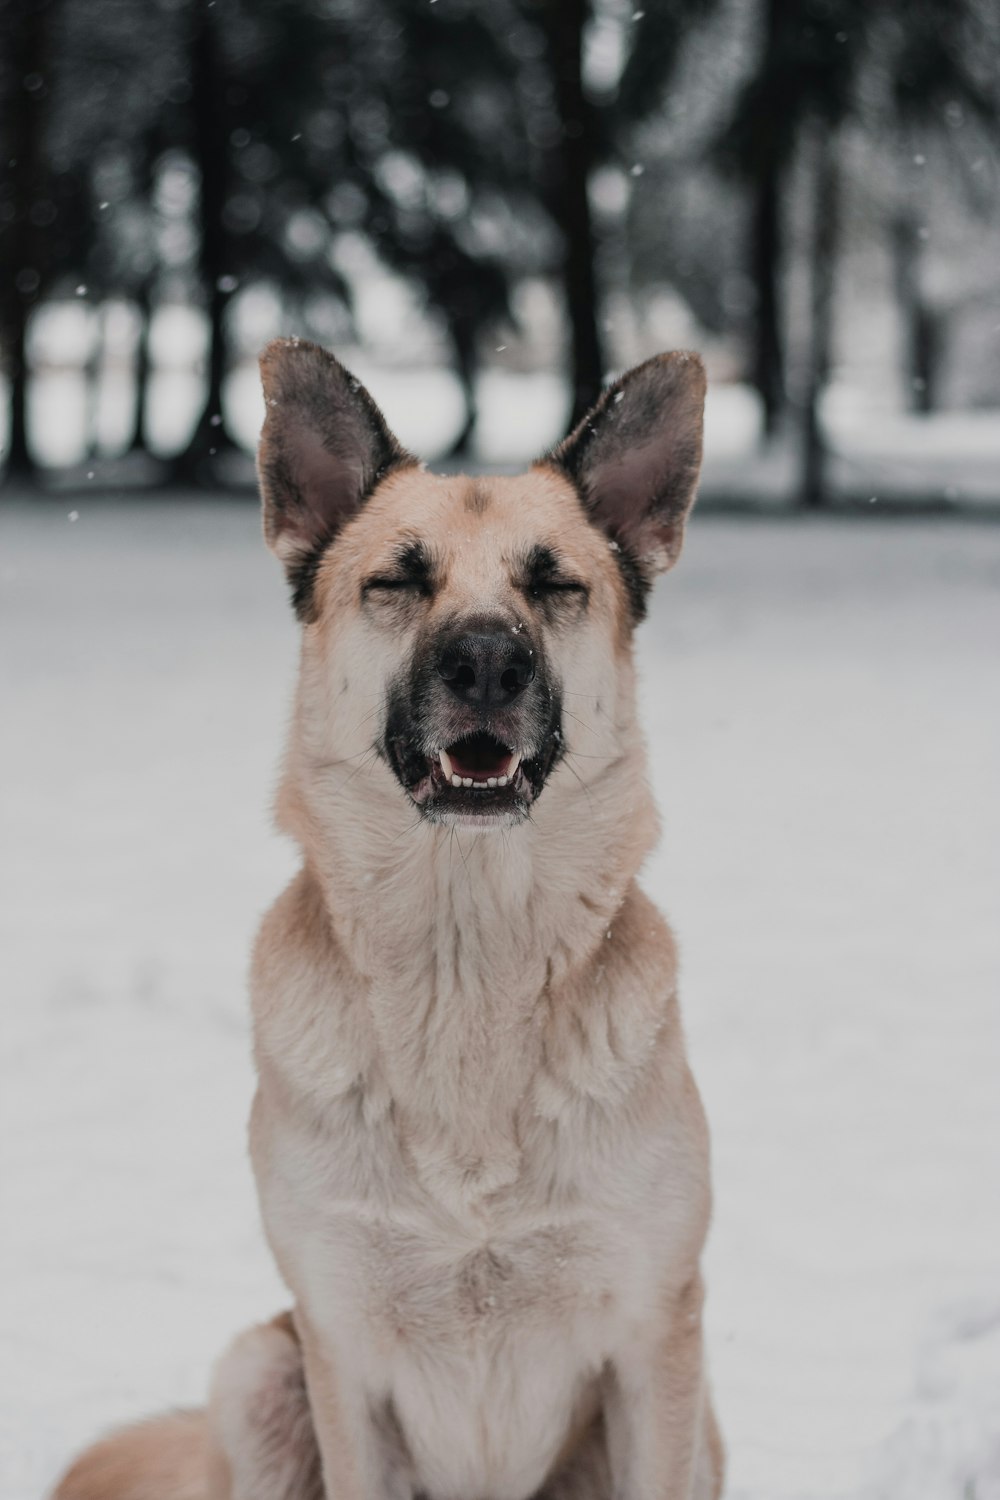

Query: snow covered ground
<box><xmin>1</xmin><ymin>498</ymin><xmax>998</xmax><ymax>1500</ymax></box>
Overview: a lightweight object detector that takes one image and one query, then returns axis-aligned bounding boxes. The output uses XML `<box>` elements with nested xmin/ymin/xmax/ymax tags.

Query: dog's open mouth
<box><xmin>436</xmin><ymin>732</ymin><xmax>521</xmax><ymax>790</ymax></box>
<box><xmin>420</xmin><ymin>731</ymin><xmax>529</xmax><ymax>819</ymax></box>
<box><xmin>387</xmin><ymin>726</ymin><xmax>562</xmax><ymax>823</ymax></box>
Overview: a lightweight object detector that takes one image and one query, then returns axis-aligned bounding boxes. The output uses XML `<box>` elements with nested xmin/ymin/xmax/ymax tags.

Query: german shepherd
<box><xmin>53</xmin><ymin>341</ymin><xmax>723</xmax><ymax>1500</ymax></box>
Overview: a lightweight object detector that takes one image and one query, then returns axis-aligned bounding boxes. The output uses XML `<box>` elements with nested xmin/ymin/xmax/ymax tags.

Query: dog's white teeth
<box><xmin>441</xmin><ymin>755</ymin><xmax>516</xmax><ymax>793</ymax></box>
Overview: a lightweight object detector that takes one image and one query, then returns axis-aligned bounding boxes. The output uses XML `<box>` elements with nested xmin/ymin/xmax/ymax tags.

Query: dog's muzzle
<box><xmin>382</xmin><ymin>623</ymin><xmax>563</xmax><ymax>826</ymax></box>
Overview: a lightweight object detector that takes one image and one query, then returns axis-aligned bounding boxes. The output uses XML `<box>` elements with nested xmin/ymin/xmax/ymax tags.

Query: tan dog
<box><xmin>53</xmin><ymin>342</ymin><xmax>723</xmax><ymax>1500</ymax></box>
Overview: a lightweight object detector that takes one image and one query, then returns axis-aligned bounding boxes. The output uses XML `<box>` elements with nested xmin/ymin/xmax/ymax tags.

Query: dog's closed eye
<box><xmin>521</xmin><ymin>546</ymin><xmax>588</xmax><ymax>608</ymax></box>
<box><xmin>363</xmin><ymin>576</ymin><xmax>431</xmax><ymax>597</ymax></box>
<box><xmin>525</xmin><ymin>577</ymin><xmax>588</xmax><ymax>601</ymax></box>
<box><xmin>362</xmin><ymin>541</ymin><xmax>434</xmax><ymax>601</ymax></box>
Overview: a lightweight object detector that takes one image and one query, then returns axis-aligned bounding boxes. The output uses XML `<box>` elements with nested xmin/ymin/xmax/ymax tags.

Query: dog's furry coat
<box><xmin>53</xmin><ymin>343</ymin><xmax>723</xmax><ymax>1500</ymax></box>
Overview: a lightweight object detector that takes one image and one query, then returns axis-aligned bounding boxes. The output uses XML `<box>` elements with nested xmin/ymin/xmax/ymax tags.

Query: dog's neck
<box><xmin>276</xmin><ymin>688</ymin><xmax>659</xmax><ymax>1194</ymax></box>
<box><xmin>282</xmin><ymin>735</ymin><xmax>657</xmax><ymax>1001</ymax></box>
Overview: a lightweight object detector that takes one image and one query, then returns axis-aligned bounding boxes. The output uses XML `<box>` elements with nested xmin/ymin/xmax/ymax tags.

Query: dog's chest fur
<box><xmin>250</xmin><ymin>864</ymin><xmax>707</xmax><ymax>1500</ymax></box>
<box><xmin>258</xmin><ymin>1099</ymin><xmax>637</xmax><ymax>1500</ymax></box>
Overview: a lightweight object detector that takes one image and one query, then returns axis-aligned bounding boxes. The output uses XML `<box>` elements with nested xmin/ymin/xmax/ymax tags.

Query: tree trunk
<box><xmin>747</xmin><ymin>0</ymin><xmax>790</xmax><ymax>440</ymax></box>
<box><xmin>128</xmin><ymin>121</ymin><xmax>162</xmax><ymax>458</ymax></box>
<box><xmin>541</xmin><ymin>0</ymin><xmax>605</xmax><ymax>430</ymax></box>
<box><xmin>800</xmin><ymin>132</ymin><xmax>840</xmax><ymax>509</ymax></box>
<box><xmin>891</xmin><ymin>211</ymin><xmax>943</xmax><ymax>415</ymax></box>
<box><xmin>1</xmin><ymin>0</ymin><xmax>52</xmax><ymax>484</ymax></box>
<box><xmin>446</xmin><ymin>323</ymin><xmax>479</xmax><ymax>459</ymax></box>
<box><xmin>83</xmin><ymin>304</ymin><xmax>107</xmax><ymax>460</ymax></box>
<box><xmin>169</xmin><ymin>0</ymin><xmax>235</xmax><ymax>485</ymax></box>
<box><xmin>750</xmin><ymin>160</ymin><xmax>785</xmax><ymax>438</ymax></box>
<box><xmin>129</xmin><ymin>288</ymin><xmax>153</xmax><ymax>454</ymax></box>
<box><xmin>173</xmin><ymin>279</ymin><xmax>233</xmax><ymax>482</ymax></box>
<box><xmin>6</xmin><ymin>322</ymin><xmax>32</xmax><ymax>480</ymax></box>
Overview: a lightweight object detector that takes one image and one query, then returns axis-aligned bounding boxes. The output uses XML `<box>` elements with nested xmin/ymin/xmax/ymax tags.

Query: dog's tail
<box><xmin>51</xmin><ymin>1312</ymin><xmax>319</xmax><ymax>1500</ymax></box>
<box><xmin>50</xmin><ymin>1409</ymin><xmax>215</xmax><ymax>1500</ymax></box>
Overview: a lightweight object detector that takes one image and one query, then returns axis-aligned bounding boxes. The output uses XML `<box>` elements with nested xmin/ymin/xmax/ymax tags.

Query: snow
<box><xmin>1</xmin><ymin>500</ymin><xmax>998</xmax><ymax>1500</ymax></box>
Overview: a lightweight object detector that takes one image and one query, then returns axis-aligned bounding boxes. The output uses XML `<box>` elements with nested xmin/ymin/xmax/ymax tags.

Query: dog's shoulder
<box><xmin>536</xmin><ymin>880</ymin><xmax>683</xmax><ymax>1105</ymax></box>
<box><xmin>530</xmin><ymin>881</ymin><xmax>711</xmax><ymax>1236</ymax></box>
<box><xmin>250</xmin><ymin>865</ymin><xmax>379</xmax><ymax>1108</ymax></box>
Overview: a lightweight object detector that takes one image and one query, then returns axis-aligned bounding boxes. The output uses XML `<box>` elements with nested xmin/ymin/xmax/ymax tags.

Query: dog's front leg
<box><xmin>209</xmin><ymin>1310</ymin><xmax>411</xmax><ymax>1500</ymax></box>
<box><xmin>296</xmin><ymin>1311</ymin><xmax>407</xmax><ymax>1500</ymax></box>
<box><xmin>603</xmin><ymin>1276</ymin><xmax>719</xmax><ymax>1500</ymax></box>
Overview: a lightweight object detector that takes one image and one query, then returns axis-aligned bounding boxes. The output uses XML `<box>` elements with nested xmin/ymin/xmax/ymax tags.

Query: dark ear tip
<box><xmin>648</xmin><ymin>349</ymin><xmax>707</xmax><ymax>400</ymax></box>
<box><xmin>258</xmin><ymin>337</ymin><xmax>341</xmax><ymax>395</ymax></box>
<box><xmin>259</xmin><ymin>336</ymin><xmax>330</xmax><ymax>366</ymax></box>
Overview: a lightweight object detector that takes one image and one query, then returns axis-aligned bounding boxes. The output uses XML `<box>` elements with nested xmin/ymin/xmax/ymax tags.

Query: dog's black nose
<box><xmin>437</xmin><ymin>631</ymin><xmax>535</xmax><ymax>708</ymax></box>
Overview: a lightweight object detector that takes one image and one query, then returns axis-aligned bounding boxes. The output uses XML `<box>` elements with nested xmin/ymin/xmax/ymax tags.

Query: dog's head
<box><xmin>257</xmin><ymin>340</ymin><xmax>705</xmax><ymax>831</ymax></box>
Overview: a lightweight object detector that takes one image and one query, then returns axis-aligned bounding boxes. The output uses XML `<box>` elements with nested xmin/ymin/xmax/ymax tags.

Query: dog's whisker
<box><xmin>561</xmin><ymin>708</ymin><xmax>598</xmax><ymax>735</ymax></box>
<box><xmin>557</xmin><ymin>748</ymin><xmax>616</xmax><ymax>760</ymax></box>
<box><xmin>348</xmin><ymin>705</ymin><xmax>383</xmax><ymax>735</ymax></box>
<box><xmin>315</xmin><ymin>747</ymin><xmax>380</xmax><ymax>768</ymax></box>
<box><xmin>562</xmin><ymin>753</ymin><xmax>597</xmax><ymax>807</ymax></box>
<box><xmin>333</xmin><ymin>748</ymin><xmax>381</xmax><ymax>790</ymax></box>
<box><xmin>452</xmin><ymin>827</ymin><xmax>471</xmax><ymax>876</ymax></box>
<box><xmin>386</xmin><ymin>813</ymin><xmax>424</xmax><ymax>846</ymax></box>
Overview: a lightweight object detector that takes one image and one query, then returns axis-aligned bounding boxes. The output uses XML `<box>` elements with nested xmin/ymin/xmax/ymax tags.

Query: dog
<box><xmin>53</xmin><ymin>340</ymin><xmax>724</xmax><ymax>1500</ymax></box>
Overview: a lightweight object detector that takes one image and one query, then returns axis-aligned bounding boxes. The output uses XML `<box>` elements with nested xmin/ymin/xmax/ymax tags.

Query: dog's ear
<box><xmin>257</xmin><ymin>339</ymin><xmax>414</xmax><ymax>616</ymax></box>
<box><xmin>545</xmin><ymin>351</ymin><xmax>706</xmax><ymax>579</ymax></box>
